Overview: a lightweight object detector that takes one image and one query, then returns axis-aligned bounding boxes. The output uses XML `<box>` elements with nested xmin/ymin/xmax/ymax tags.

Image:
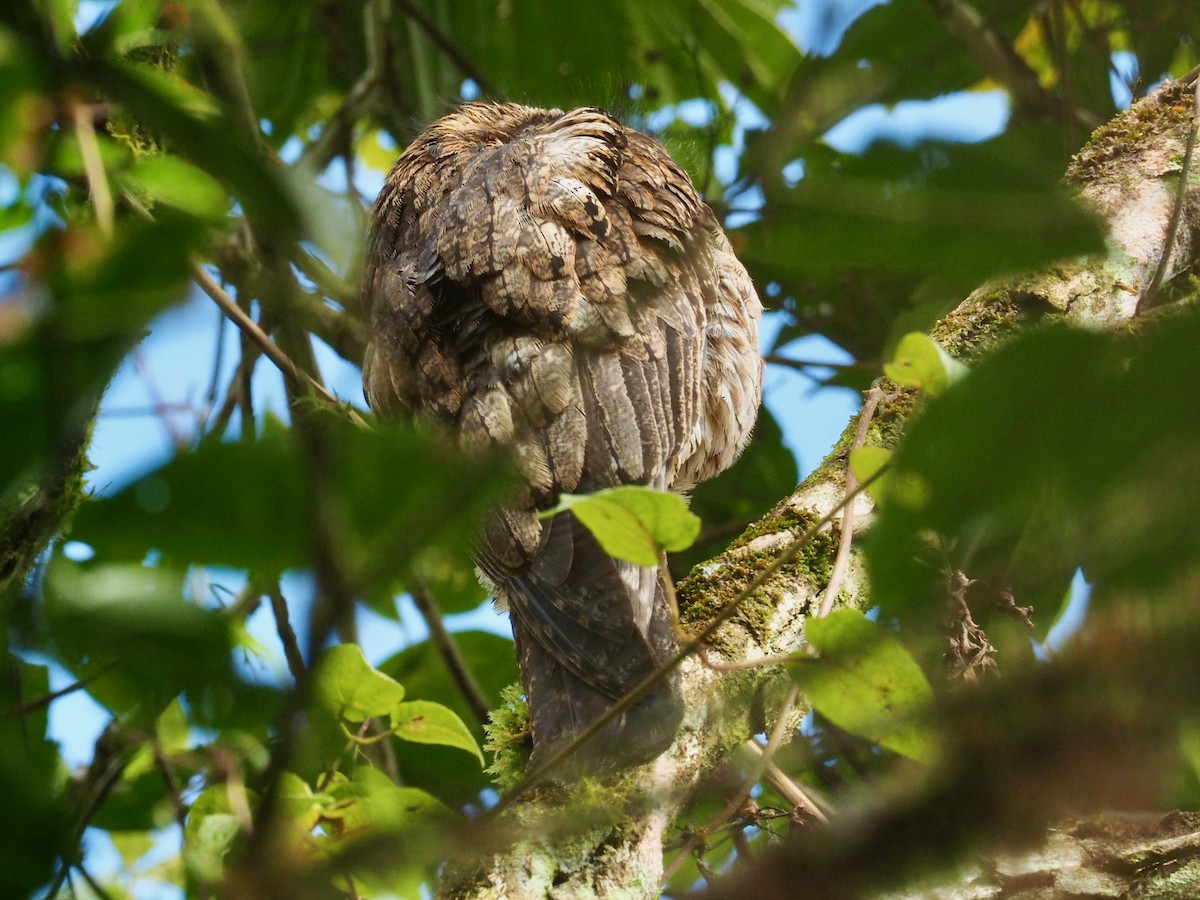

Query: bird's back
<box><xmin>363</xmin><ymin>103</ymin><xmax>762</xmax><ymax>770</ymax></box>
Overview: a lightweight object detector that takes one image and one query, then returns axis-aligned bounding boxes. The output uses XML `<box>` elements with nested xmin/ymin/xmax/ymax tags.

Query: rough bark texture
<box><xmin>441</xmin><ymin>70</ymin><xmax>1200</xmax><ymax>900</ymax></box>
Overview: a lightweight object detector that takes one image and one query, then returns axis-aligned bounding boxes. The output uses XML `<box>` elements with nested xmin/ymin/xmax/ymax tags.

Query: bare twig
<box><xmin>74</xmin><ymin>864</ymin><xmax>116</xmax><ymax>900</ymax></box>
<box><xmin>48</xmin><ymin>724</ymin><xmax>135</xmax><ymax>898</ymax></box>
<box><xmin>660</xmin><ymin>684</ymin><xmax>802</xmax><ymax>885</ymax></box>
<box><xmin>742</xmin><ymin>740</ymin><xmax>830</xmax><ymax>822</ymax></box>
<box><xmin>191</xmin><ymin>264</ymin><xmax>368</xmax><ymax>427</ymax></box>
<box><xmin>818</xmin><ymin>384</ymin><xmax>884</xmax><ymax>617</ymax></box>
<box><xmin>925</xmin><ymin>0</ymin><xmax>1098</xmax><ymax>132</ymax></box>
<box><xmin>133</xmin><ymin>349</ymin><xmax>191</xmax><ymax>449</ymax></box>
<box><xmin>410</xmin><ymin>580</ymin><xmax>493</xmax><ymax>728</ymax></box>
<box><xmin>301</xmin><ymin>70</ymin><xmax>380</xmax><ymax>172</ymax></box>
<box><xmin>4</xmin><ymin>662</ymin><xmax>115</xmax><ymax>717</ymax></box>
<box><xmin>763</xmin><ymin>354</ymin><xmax>872</xmax><ymax>372</ymax></box>
<box><xmin>268</xmin><ymin>585</ymin><xmax>307</xmax><ymax>681</ymax></box>
<box><xmin>393</xmin><ymin>0</ymin><xmax>496</xmax><ymax>97</ymax></box>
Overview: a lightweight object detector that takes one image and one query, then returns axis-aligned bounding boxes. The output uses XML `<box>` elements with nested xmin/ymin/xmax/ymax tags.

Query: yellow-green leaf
<box><xmin>541</xmin><ymin>485</ymin><xmax>700</xmax><ymax>566</ymax></box>
<box><xmin>795</xmin><ymin>609</ymin><xmax>935</xmax><ymax>762</ymax></box>
<box><xmin>322</xmin><ymin>768</ymin><xmax>447</xmax><ymax>832</ymax></box>
<box><xmin>884</xmin><ymin>332</ymin><xmax>967</xmax><ymax>395</ymax></box>
<box><xmin>314</xmin><ymin>644</ymin><xmax>405</xmax><ymax>723</ymax></box>
<box><xmin>390</xmin><ymin>700</ymin><xmax>484</xmax><ymax>764</ymax></box>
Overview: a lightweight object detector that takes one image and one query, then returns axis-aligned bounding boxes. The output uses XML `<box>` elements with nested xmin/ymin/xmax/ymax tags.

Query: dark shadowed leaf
<box><xmin>867</xmin><ymin>311</ymin><xmax>1200</xmax><ymax>646</ymax></box>
<box><xmin>42</xmin><ymin>554</ymin><xmax>234</xmax><ymax>717</ymax></box>
<box><xmin>72</xmin><ymin>418</ymin><xmax>513</xmax><ymax>576</ymax></box>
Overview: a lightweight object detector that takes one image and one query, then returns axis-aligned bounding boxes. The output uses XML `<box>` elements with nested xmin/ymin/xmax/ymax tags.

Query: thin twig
<box><xmin>133</xmin><ymin>349</ymin><xmax>191</xmax><ymax>449</ymax></box>
<box><xmin>925</xmin><ymin>0</ymin><xmax>1098</xmax><ymax>132</ymax></box>
<box><xmin>1136</xmin><ymin>80</ymin><xmax>1200</xmax><ymax>314</ymax></box>
<box><xmin>393</xmin><ymin>0</ymin><xmax>496</xmax><ymax>96</ymax></box>
<box><xmin>410</xmin><ymin>580</ymin><xmax>492</xmax><ymax>728</ymax></box>
<box><xmin>152</xmin><ymin>735</ymin><xmax>201</xmax><ymax>900</ymax></box>
<box><xmin>74</xmin><ymin>864</ymin><xmax>116</xmax><ymax>900</ymax></box>
<box><xmin>660</xmin><ymin>684</ymin><xmax>802</xmax><ymax>885</ymax></box>
<box><xmin>4</xmin><ymin>662</ymin><xmax>115</xmax><ymax>717</ymax></box>
<box><xmin>695</xmin><ymin>641</ymin><xmax>804</xmax><ymax>672</ymax></box>
<box><xmin>300</xmin><ymin>71</ymin><xmax>379</xmax><ymax>172</ymax></box>
<box><xmin>764</xmin><ymin>354</ymin><xmax>873</xmax><ymax>372</ymax></box>
<box><xmin>818</xmin><ymin>384</ymin><xmax>884</xmax><ymax>618</ymax></box>
<box><xmin>269</xmin><ymin>585</ymin><xmax>307</xmax><ymax>681</ymax></box>
<box><xmin>191</xmin><ymin>263</ymin><xmax>368</xmax><ymax>427</ymax></box>
<box><xmin>741</xmin><ymin>740</ymin><xmax>830</xmax><ymax>822</ymax></box>
<box><xmin>48</xmin><ymin>725</ymin><xmax>135</xmax><ymax>898</ymax></box>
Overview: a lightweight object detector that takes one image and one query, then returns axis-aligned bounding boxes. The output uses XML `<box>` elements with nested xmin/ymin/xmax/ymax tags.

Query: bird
<box><xmin>361</xmin><ymin>103</ymin><xmax>763</xmax><ymax>771</ymax></box>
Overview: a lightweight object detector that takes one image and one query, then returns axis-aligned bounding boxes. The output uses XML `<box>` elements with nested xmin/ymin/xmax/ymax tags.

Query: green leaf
<box><xmin>379</xmin><ymin>630</ymin><xmax>518</xmax><ymax>804</ymax></box>
<box><xmin>542</xmin><ymin>485</ymin><xmax>700</xmax><ymax>566</ymax></box>
<box><xmin>883</xmin><ymin>333</ymin><xmax>967</xmax><ymax>395</ymax></box>
<box><xmin>276</xmin><ymin>771</ymin><xmax>324</xmax><ymax>832</ymax></box>
<box><xmin>73</xmin><ymin>419</ymin><xmax>512</xmax><ymax>577</ymax></box>
<box><xmin>849</xmin><ymin>446</ymin><xmax>893</xmax><ymax>505</ymax></box>
<box><xmin>390</xmin><ymin>700</ymin><xmax>483</xmax><ymax>764</ymax></box>
<box><xmin>184</xmin><ymin>785</ymin><xmax>254</xmax><ymax>881</ymax></box>
<box><xmin>120</xmin><ymin>155</ymin><xmax>230</xmax><ymax>220</ymax></box>
<box><xmin>322</xmin><ymin>767</ymin><xmax>447</xmax><ymax>832</ymax></box>
<box><xmin>48</xmin><ymin>129</ymin><xmax>132</xmax><ymax>176</ymax></box>
<box><xmin>314</xmin><ymin>644</ymin><xmax>405</xmax><ymax>723</ymax></box>
<box><xmin>795</xmin><ymin>609</ymin><xmax>935</xmax><ymax>762</ymax></box>
<box><xmin>110</xmin><ymin>831</ymin><xmax>155</xmax><ymax>868</ymax></box>
<box><xmin>43</xmin><ymin>555</ymin><xmax>234</xmax><ymax>717</ymax></box>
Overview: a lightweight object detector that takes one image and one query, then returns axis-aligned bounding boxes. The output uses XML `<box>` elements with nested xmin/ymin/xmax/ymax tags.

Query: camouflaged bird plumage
<box><xmin>362</xmin><ymin>103</ymin><xmax>762</xmax><ymax>769</ymax></box>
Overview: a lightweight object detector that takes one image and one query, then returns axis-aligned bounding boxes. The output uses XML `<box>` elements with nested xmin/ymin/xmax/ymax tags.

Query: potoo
<box><xmin>362</xmin><ymin>104</ymin><xmax>762</xmax><ymax>770</ymax></box>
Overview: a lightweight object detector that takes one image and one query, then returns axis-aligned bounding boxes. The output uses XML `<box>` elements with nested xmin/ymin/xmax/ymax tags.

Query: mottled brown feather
<box><xmin>362</xmin><ymin>103</ymin><xmax>762</xmax><ymax>770</ymax></box>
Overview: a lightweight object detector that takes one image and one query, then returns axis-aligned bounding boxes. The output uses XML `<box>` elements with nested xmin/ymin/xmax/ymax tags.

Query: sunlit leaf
<box><xmin>795</xmin><ymin>609</ymin><xmax>935</xmax><ymax>762</ymax></box>
<box><xmin>277</xmin><ymin>771</ymin><xmax>324</xmax><ymax>833</ymax></box>
<box><xmin>848</xmin><ymin>446</ymin><xmax>895</xmax><ymax>506</ymax></box>
<box><xmin>380</xmin><ymin>630</ymin><xmax>518</xmax><ymax>804</ymax></box>
<box><xmin>314</xmin><ymin>643</ymin><xmax>405</xmax><ymax>724</ymax></box>
<box><xmin>391</xmin><ymin>700</ymin><xmax>483</xmax><ymax>764</ymax></box>
<box><xmin>322</xmin><ymin>767</ymin><xmax>447</xmax><ymax>832</ymax></box>
<box><xmin>542</xmin><ymin>485</ymin><xmax>700</xmax><ymax>566</ymax></box>
<box><xmin>884</xmin><ymin>333</ymin><xmax>967</xmax><ymax>395</ymax></box>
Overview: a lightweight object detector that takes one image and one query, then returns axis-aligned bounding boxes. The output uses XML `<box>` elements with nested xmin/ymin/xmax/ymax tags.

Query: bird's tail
<box><xmin>503</xmin><ymin>512</ymin><xmax>684</xmax><ymax>773</ymax></box>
